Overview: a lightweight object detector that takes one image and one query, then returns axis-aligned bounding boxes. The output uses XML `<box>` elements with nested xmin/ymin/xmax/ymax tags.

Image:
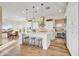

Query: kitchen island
<box><xmin>18</xmin><ymin>32</ymin><xmax>54</xmax><ymax>50</ymax></box>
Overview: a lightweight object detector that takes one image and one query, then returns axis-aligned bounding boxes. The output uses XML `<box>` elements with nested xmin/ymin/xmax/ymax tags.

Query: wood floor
<box><xmin>3</xmin><ymin>38</ymin><xmax>70</xmax><ymax>56</ymax></box>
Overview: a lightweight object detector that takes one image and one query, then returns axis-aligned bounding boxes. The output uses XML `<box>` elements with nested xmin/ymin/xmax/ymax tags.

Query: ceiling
<box><xmin>0</xmin><ymin>2</ymin><xmax>68</xmax><ymax>22</ymax></box>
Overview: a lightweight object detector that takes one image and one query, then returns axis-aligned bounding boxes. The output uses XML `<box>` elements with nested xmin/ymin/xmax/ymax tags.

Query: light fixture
<box><xmin>32</xmin><ymin>5</ymin><xmax>35</xmax><ymax>20</ymax></box>
<box><xmin>25</xmin><ymin>8</ymin><xmax>28</xmax><ymax>20</ymax></box>
<box><xmin>31</xmin><ymin>5</ymin><xmax>35</xmax><ymax>30</ymax></box>
<box><xmin>41</xmin><ymin>3</ymin><xmax>44</xmax><ymax>6</ymax></box>
<box><xmin>39</xmin><ymin>3</ymin><xmax>45</xmax><ymax>27</ymax></box>
<box><xmin>40</xmin><ymin>3</ymin><xmax>44</xmax><ymax>17</ymax></box>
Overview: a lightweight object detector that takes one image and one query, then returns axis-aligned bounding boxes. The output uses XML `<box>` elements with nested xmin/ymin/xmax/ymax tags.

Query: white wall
<box><xmin>64</xmin><ymin>2</ymin><xmax>78</xmax><ymax>56</ymax></box>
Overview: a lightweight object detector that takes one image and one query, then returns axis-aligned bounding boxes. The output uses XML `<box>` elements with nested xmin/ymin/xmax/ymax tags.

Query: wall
<box><xmin>0</xmin><ymin>6</ymin><xmax>2</xmax><ymax>45</ymax></box>
<box><xmin>64</xmin><ymin>2</ymin><xmax>78</xmax><ymax>56</ymax></box>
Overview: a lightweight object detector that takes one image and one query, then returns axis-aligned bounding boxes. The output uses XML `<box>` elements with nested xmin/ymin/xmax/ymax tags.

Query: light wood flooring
<box><xmin>3</xmin><ymin>38</ymin><xmax>70</xmax><ymax>56</ymax></box>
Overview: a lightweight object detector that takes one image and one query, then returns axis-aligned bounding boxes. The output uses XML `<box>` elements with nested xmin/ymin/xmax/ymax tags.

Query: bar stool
<box><xmin>22</xmin><ymin>34</ymin><xmax>29</xmax><ymax>45</ymax></box>
<box><xmin>30</xmin><ymin>37</ymin><xmax>36</xmax><ymax>47</ymax></box>
<box><xmin>37</xmin><ymin>37</ymin><xmax>42</xmax><ymax>48</ymax></box>
<box><xmin>22</xmin><ymin>34</ymin><xmax>25</xmax><ymax>44</ymax></box>
<box><xmin>24</xmin><ymin>36</ymin><xmax>29</xmax><ymax>45</ymax></box>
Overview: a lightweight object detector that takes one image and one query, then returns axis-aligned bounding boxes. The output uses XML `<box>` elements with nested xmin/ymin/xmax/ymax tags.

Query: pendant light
<box><xmin>25</xmin><ymin>8</ymin><xmax>28</xmax><ymax>20</ymax></box>
<box><xmin>40</xmin><ymin>3</ymin><xmax>45</xmax><ymax>27</ymax></box>
<box><xmin>31</xmin><ymin>5</ymin><xmax>35</xmax><ymax>30</ymax></box>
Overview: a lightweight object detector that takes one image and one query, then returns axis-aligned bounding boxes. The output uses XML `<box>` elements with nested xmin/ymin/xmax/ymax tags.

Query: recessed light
<box><xmin>33</xmin><ymin>6</ymin><xmax>35</xmax><ymax>8</ymax></box>
<box><xmin>41</xmin><ymin>3</ymin><xmax>44</xmax><ymax>6</ymax></box>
